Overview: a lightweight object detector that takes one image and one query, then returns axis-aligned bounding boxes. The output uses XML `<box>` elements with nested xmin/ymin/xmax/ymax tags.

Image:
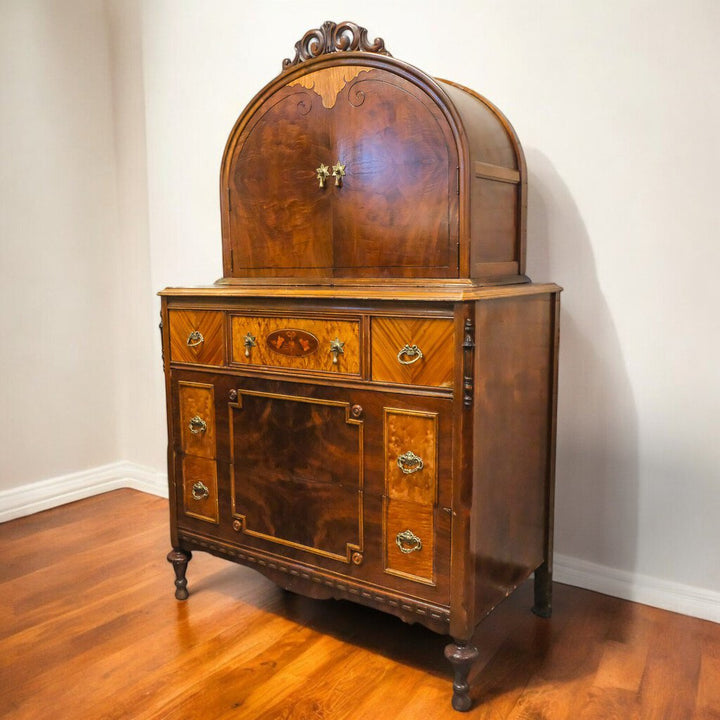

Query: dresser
<box><xmin>160</xmin><ymin>21</ymin><xmax>560</xmax><ymax>712</ymax></box>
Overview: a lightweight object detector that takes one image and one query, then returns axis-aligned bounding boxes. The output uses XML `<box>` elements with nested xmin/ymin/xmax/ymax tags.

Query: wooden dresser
<box><xmin>160</xmin><ymin>21</ymin><xmax>560</xmax><ymax>712</ymax></box>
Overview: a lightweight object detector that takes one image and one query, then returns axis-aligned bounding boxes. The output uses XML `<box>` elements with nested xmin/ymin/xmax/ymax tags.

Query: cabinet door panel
<box><xmin>227</xmin><ymin>86</ymin><xmax>333</xmax><ymax>272</ymax></box>
<box><xmin>229</xmin><ymin>389</ymin><xmax>363</xmax><ymax>563</ymax></box>
<box><xmin>331</xmin><ymin>69</ymin><xmax>458</xmax><ymax>276</ymax></box>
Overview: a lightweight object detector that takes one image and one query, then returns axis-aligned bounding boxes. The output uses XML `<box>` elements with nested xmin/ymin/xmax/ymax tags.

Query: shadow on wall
<box><xmin>525</xmin><ymin>148</ymin><xmax>639</xmax><ymax>576</ymax></box>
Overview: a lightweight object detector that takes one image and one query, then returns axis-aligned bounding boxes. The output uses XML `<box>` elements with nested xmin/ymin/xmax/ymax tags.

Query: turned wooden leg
<box><xmin>167</xmin><ymin>548</ymin><xmax>192</xmax><ymax>600</ymax></box>
<box><xmin>444</xmin><ymin>639</ymin><xmax>479</xmax><ymax>712</ymax></box>
<box><xmin>532</xmin><ymin>560</ymin><xmax>553</xmax><ymax>618</ymax></box>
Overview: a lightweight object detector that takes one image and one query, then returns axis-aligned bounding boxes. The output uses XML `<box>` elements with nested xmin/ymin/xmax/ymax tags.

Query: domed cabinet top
<box><xmin>219</xmin><ymin>21</ymin><xmax>527</xmax><ymax>285</ymax></box>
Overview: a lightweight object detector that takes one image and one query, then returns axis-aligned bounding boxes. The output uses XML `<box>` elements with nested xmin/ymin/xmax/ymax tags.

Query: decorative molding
<box><xmin>282</xmin><ymin>21</ymin><xmax>391</xmax><ymax>70</ymax></box>
<box><xmin>554</xmin><ymin>552</ymin><xmax>720</xmax><ymax>624</ymax></box>
<box><xmin>0</xmin><ymin>462</ymin><xmax>167</xmax><ymax>524</ymax></box>
<box><xmin>288</xmin><ymin>66</ymin><xmax>371</xmax><ymax>109</ymax></box>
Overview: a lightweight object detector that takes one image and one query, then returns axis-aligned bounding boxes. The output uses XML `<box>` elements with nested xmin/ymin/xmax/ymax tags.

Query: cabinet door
<box><xmin>330</xmin><ymin>68</ymin><xmax>459</xmax><ymax>276</ymax></box>
<box><xmin>224</xmin><ymin>66</ymin><xmax>458</xmax><ymax>278</ymax></box>
<box><xmin>228</xmin><ymin>386</ymin><xmax>364</xmax><ymax>564</ymax></box>
<box><xmin>226</xmin><ymin>84</ymin><xmax>333</xmax><ymax>273</ymax></box>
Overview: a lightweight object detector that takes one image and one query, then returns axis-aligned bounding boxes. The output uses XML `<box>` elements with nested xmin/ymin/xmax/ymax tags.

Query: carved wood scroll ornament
<box><xmin>282</xmin><ymin>21</ymin><xmax>391</xmax><ymax>70</ymax></box>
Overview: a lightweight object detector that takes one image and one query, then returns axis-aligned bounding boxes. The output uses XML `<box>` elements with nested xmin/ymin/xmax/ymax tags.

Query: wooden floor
<box><xmin>1</xmin><ymin>490</ymin><xmax>719</xmax><ymax>719</ymax></box>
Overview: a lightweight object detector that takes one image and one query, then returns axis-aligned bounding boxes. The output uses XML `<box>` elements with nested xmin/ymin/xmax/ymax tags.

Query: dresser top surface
<box><xmin>159</xmin><ymin>279</ymin><xmax>561</xmax><ymax>302</ymax></box>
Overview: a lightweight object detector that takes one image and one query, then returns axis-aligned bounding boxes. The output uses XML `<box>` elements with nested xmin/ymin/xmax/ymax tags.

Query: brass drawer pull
<box><xmin>396</xmin><ymin>529</ymin><xmax>423</xmax><ymax>554</ymax></box>
<box><xmin>188</xmin><ymin>416</ymin><xmax>207</xmax><ymax>435</ymax></box>
<box><xmin>397</xmin><ymin>344</ymin><xmax>423</xmax><ymax>365</ymax></box>
<box><xmin>243</xmin><ymin>332</ymin><xmax>256</xmax><ymax>358</ymax></box>
<box><xmin>332</xmin><ymin>161</ymin><xmax>346</xmax><ymax>187</ymax></box>
<box><xmin>329</xmin><ymin>337</ymin><xmax>345</xmax><ymax>364</ymax></box>
<box><xmin>316</xmin><ymin>163</ymin><xmax>330</xmax><ymax>188</ymax></box>
<box><xmin>186</xmin><ymin>330</ymin><xmax>204</xmax><ymax>348</ymax></box>
<box><xmin>397</xmin><ymin>451</ymin><xmax>424</xmax><ymax>474</ymax></box>
<box><xmin>191</xmin><ymin>481</ymin><xmax>210</xmax><ymax>501</ymax></box>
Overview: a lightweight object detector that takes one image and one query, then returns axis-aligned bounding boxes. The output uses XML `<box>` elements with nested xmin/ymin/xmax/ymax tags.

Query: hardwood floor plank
<box><xmin>1</xmin><ymin>490</ymin><xmax>720</xmax><ymax>719</ymax></box>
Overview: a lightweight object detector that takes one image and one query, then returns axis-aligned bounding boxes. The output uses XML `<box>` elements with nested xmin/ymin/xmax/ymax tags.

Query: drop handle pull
<box><xmin>188</xmin><ymin>416</ymin><xmax>207</xmax><ymax>435</ymax></box>
<box><xmin>316</xmin><ymin>163</ymin><xmax>330</xmax><ymax>188</ymax></box>
<box><xmin>396</xmin><ymin>529</ymin><xmax>423</xmax><ymax>554</ymax></box>
<box><xmin>332</xmin><ymin>162</ymin><xmax>346</xmax><ymax>187</ymax></box>
<box><xmin>186</xmin><ymin>330</ymin><xmax>204</xmax><ymax>347</ymax></box>
<box><xmin>397</xmin><ymin>451</ymin><xmax>424</xmax><ymax>474</ymax></box>
<box><xmin>329</xmin><ymin>338</ymin><xmax>345</xmax><ymax>365</ymax></box>
<box><xmin>191</xmin><ymin>482</ymin><xmax>209</xmax><ymax>501</ymax></box>
<box><xmin>397</xmin><ymin>344</ymin><xmax>423</xmax><ymax>365</ymax></box>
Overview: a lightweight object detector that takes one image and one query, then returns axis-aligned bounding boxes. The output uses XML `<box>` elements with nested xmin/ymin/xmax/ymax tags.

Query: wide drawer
<box><xmin>230</xmin><ymin>314</ymin><xmax>361</xmax><ymax>375</ymax></box>
<box><xmin>169</xmin><ymin>309</ymin><xmax>225</xmax><ymax>366</ymax></box>
<box><xmin>371</xmin><ymin>316</ymin><xmax>454</xmax><ymax>387</ymax></box>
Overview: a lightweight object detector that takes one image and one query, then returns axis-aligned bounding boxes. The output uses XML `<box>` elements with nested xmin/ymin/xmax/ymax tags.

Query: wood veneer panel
<box><xmin>168</xmin><ymin>309</ymin><xmax>225</xmax><ymax>366</ymax></box>
<box><xmin>178</xmin><ymin>381</ymin><xmax>216</xmax><ymax>459</ymax></box>
<box><xmin>371</xmin><ymin>316</ymin><xmax>454</xmax><ymax>387</ymax></box>
<box><xmin>384</xmin><ymin>407</ymin><xmax>438</xmax><ymax>505</ymax></box>
<box><xmin>230</xmin><ymin>313</ymin><xmax>361</xmax><ymax>375</ymax></box>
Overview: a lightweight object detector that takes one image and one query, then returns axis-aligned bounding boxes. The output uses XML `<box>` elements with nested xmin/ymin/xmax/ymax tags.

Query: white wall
<box><xmin>0</xmin><ymin>0</ymin><xmax>122</xmax><ymax>487</ymax></box>
<box><xmin>2</xmin><ymin>1</ymin><xmax>719</xmax><ymax>619</ymax></box>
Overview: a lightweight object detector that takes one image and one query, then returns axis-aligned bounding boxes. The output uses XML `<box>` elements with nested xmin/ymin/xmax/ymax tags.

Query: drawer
<box><xmin>178</xmin><ymin>381</ymin><xmax>216</xmax><ymax>459</ymax></box>
<box><xmin>385</xmin><ymin>499</ymin><xmax>436</xmax><ymax>585</ymax></box>
<box><xmin>169</xmin><ymin>309</ymin><xmax>225</xmax><ymax>366</ymax></box>
<box><xmin>230</xmin><ymin>314</ymin><xmax>361</xmax><ymax>375</ymax></box>
<box><xmin>371</xmin><ymin>316</ymin><xmax>454</xmax><ymax>387</ymax></box>
<box><xmin>181</xmin><ymin>455</ymin><xmax>219</xmax><ymax>524</ymax></box>
<box><xmin>385</xmin><ymin>407</ymin><xmax>437</xmax><ymax>505</ymax></box>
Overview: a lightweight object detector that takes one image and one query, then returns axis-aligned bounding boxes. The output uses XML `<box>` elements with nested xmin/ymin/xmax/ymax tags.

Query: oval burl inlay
<box><xmin>266</xmin><ymin>329</ymin><xmax>319</xmax><ymax>357</ymax></box>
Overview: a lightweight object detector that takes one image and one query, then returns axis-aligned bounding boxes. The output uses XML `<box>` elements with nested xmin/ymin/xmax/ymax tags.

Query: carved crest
<box><xmin>282</xmin><ymin>21</ymin><xmax>391</xmax><ymax>70</ymax></box>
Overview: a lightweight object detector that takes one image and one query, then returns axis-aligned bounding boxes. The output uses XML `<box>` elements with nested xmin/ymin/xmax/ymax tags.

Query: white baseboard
<box><xmin>554</xmin><ymin>552</ymin><xmax>720</xmax><ymax>624</ymax></box>
<box><xmin>0</xmin><ymin>461</ymin><xmax>167</xmax><ymax>524</ymax></box>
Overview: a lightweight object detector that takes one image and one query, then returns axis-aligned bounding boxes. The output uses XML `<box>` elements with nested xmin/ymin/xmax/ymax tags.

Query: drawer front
<box><xmin>169</xmin><ymin>310</ymin><xmax>225</xmax><ymax>366</ymax></box>
<box><xmin>182</xmin><ymin>455</ymin><xmax>219</xmax><ymax>524</ymax></box>
<box><xmin>385</xmin><ymin>500</ymin><xmax>435</xmax><ymax>584</ymax></box>
<box><xmin>178</xmin><ymin>381</ymin><xmax>216</xmax><ymax>459</ymax></box>
<box><xmin>230</xmin><ymin>315</ymin><xmax>361</xmax><ymax>375</ymax></box>
<box><xmin>371</xmin><ymin>317</ymin><xmax>454</xmax><ymax>387</ymax></box>
<box><xmin>385</xmin><ymin>408</ymin><xmax>437</xmax><ymax>505</ymax></box>
<box><xmin>383</xmin><ymin>407</ymin><xmax>439</xmax><ymax>586</ymax></box>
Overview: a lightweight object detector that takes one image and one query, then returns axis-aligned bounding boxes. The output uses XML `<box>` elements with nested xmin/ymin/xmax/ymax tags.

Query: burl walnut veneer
<box><xmin>160</xmin><ymin>21</ymin><xmax>561</xmax><ymax>712</ymax></box>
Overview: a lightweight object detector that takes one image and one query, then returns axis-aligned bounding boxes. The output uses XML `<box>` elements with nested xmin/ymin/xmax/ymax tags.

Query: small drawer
<box><xmin>230</xmin><ymin>314</ymin><xmax>360</xmax><ymax>375</ymax></box>
<box><xmin>385</xmin><ymin>499</ymin><xmax>435</xmax><ymax>585</ymax></box>
<box><xmin>385</xmin><ymin>407</ymin><xmax>437</xmax><ymax>505</ymax></box>
<box><xmin>182</xmin><ymin>456</ymin><xmax>219</xmax><ymax>524</ymax></box>
<box><xmin>371</xmin><ymin>317</ymin><xmax>454</xmax><ymax>387</ymax></box>
<box><xmin>169</xmin><ymin>309</ymin><xmax>225</xmax><ymax>366</ymax></box>
<box><xmin>178</xmin><ymin>381</ymin><xmax>216</xmax><ymax>459</ymax></box>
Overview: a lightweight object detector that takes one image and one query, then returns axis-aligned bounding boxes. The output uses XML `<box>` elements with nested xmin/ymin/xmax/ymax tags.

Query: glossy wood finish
<box><xmin>230</xmin><ymin>312</ymin><xmax>361</xmax><ymax>374</ymax></box>
<box><xmin>229</xmin><ymin>387</ymin><xmax>363</xmax><ymax>563</ymax></box>
<box><xmin>168</xmin><ymin>309</ymin><xmax>225</xmax><ymax>366</ymax></box>
<box><xmin>4</xmin><ymin>491</ymin><xmax>720</xmax><ymax>720</ymax></box>
<box><xmin>161</xmin><ymin>23</ymin><xmax>561</xmax><ymax>712</ymax></box>
<box><xmin>225</xmin><ymin>65</ymin><xmax>458</xmax><ymax>278</ymax></box>
<box><xmin>371</xmin><ymin>316</ymin><xmax>455</xmax><ymax>387</ymax></box>
<box><xmin>178</xmin><ymin>381</ymin><xmax>216</xmax><ymax>458</ymax></box>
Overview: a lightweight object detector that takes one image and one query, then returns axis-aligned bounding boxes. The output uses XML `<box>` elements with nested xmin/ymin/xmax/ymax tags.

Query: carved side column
<box><xmin>167</xmin><ymin>548</ymin><xmax>192</xmax><ymax>600</ymax></box>
<box><xmin>444</xmin><ymin>639</ymin><xmax>479</xmax><ymax>712</ymax></box>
